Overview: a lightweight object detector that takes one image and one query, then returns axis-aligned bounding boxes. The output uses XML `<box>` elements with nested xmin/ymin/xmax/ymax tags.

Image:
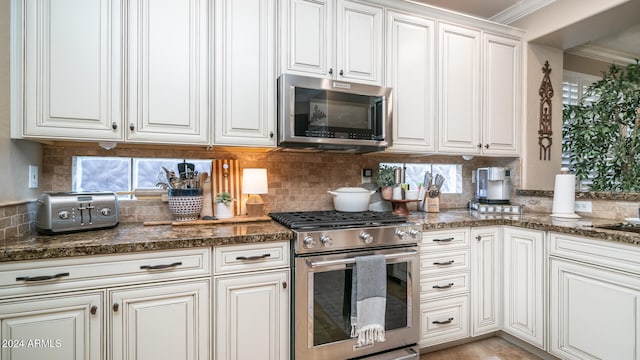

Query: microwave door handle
<box><xmin>306</xmin><ymin>250</ymin><xmax>417</xmax><ymax>268</ymax></box>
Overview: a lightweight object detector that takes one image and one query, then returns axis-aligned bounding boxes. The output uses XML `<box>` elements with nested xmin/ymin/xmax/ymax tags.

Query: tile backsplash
<box><xmin>0</xmin><ymin>202</ymin><xmax>37</xmax><ymax>241</ymax></box>
<box><xmin>39</xmin><ymin>144</ymin><xmax>520</xmax><ymax>223</ymax></box>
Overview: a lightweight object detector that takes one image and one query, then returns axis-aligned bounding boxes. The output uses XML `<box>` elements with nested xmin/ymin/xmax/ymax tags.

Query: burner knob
<box><xmin>359</xmin><ymin>232</ymin><xmax>373</xmax><ymax>244</ymax></box>
<box><xmin>320</xmin><ymin>235</ymin><xmax>333</xmax><ymax>247</ymax></box>
<box><xmin>409</xmin><ymin>228</ymin><xmax>420</xmax><ymax>239</ymax></box>
<box><xmin>395</xmin><ymin>229</ymin><xmax>406</xmax><ymax>239</ymax></box>
<box><xmin>303</xmin><ymin>236</ymin><xmax>316</xmax><ymax>249</ymax></box>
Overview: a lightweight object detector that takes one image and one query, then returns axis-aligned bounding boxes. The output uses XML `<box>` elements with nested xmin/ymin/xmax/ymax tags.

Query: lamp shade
<box><xmin>242</xmin><ymin>168</ymin><xmax>268</xmax><ymax>195</ymax></box>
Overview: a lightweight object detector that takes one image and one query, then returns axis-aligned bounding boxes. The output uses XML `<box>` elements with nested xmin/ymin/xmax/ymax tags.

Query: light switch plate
<box><xmin>575</xmin><ymin>201</ymin><xmax>592</xmax><ymax>213</ymax></box>
<box><xmin>28</xmin><ymin>165</ymin><xmax>38</xmax><ymax>189</ymax></box>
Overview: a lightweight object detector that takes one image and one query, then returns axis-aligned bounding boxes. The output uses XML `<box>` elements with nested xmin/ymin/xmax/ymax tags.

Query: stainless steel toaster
<box><xmin>36</xmin><ymin>192</ymin><xmax>119</xmax><ymax>234</ymax></box>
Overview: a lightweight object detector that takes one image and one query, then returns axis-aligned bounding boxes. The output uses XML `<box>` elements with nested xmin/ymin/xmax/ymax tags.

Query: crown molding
<box><xmin>566</xmin><ymin>44</ymin><xmax>638</xmax><ymax>66</ymax></box>
<box><xmin>490</xmin><ymin>0</ymin><xmax>556</xmax><ymax>24</ymax></box>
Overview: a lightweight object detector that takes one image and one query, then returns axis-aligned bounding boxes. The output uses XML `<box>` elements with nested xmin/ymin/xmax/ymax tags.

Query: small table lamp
<box><xmin>242</xmin><ymin>168</ymin><xmax>269</xmax><ymax>217</ymax></box>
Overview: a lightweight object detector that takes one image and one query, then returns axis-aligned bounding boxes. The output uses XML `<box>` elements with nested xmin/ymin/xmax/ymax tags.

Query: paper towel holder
<box><xmin>550</xmin><ymin>168</ymin><xmax>581</xmax><ymax>219</ymax></box>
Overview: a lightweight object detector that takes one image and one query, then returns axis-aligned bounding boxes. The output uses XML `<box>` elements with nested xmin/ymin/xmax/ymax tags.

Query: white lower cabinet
<box><xmin>419</xmin><ymin>228</ymin><xmax>471</xmax><ymax>348</ymax></box>
<box><xmin>502</xmin><ymin>227</ymin><xmax>545</xmax><ymax>349</ymax></box>
<box><xmin>548</xmin><ymin>232</ymin><xmax>640</xmax><ymax>360</ymax></box>
<box><xmin>109</xmin><ymin>280</ymin><xmax>210</xmax><ymax>360</ymax></box>
<box><xmin>0</xmin><ymin>248</ymin><xmax>212</xmax><ymax>360</ymax></box>
<box><xmin>0</xmin><ymin>291</ymin><xmax>104</xmax><ymax>360</ymax></box>
<box><xmin>470</xmin><ymin>226</ymin><xmax>502</xmax><ymax>336</ymax></box>
<box><xmin>213</xmin><ymin>242</ymin><xmax>290</xmax><ymax>360</ymax></box>
<box><xmin>214</xmin><ymin>271</ymin><xmax>289</xmax><ymax>360</ymax></box>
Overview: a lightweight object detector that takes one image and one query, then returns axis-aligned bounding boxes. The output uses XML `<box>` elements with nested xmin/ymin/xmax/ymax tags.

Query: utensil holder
<box><xmin>168</xmin><ymin>188</ymin><xmax>203</xmax><ymax>222</ymax></box>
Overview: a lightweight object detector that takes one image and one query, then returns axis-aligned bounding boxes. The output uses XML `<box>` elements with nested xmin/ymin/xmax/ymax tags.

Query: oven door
<box><xmin>294</xmin><ymin>247</ymin><xmax>420</xmax><ymax>360</ymax></box>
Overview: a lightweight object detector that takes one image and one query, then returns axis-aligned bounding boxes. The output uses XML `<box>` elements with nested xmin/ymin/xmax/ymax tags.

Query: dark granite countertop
<box><xmin>2</xmin><ymin>211</ymin><xmax>639</xmax><ymax>262</ymax></box>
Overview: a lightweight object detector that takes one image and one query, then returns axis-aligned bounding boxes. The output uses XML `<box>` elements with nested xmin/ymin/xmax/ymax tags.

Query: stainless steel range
<box><xmin>270</xmin><ymin>211</ymin><xmax>421</xmax><ymax>360</ymax></box>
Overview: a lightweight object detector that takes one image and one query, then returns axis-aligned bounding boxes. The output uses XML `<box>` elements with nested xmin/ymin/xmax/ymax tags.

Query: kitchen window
<box><xmin>72</xmin><ymin>156</ymin><xmax>212</xmax><ymax>198</ymax></box>
<box><xmin>379</xmin><ymin>163</ymin><xmax>462</xmax><ymax>193</ymax></box>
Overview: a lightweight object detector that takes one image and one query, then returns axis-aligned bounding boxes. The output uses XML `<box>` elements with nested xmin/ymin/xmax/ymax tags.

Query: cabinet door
<box><xmin>550</xmin><ymin>258</ymin><xmax>640</xmax><ymax>360</ymax></box>
<box><xmin>336</xmin><ymin>0</ymin><xmax>383</xmax><ymax>85</ymax></box>
<box><xmin>214</xmin><ymin>0</ymin><xmax>277</xmax><ymax>147</ymax></box>
<box><xmin>503</xmin><ymin>227</ymin><xmax>545</xmax><ymax>349</ymax></box>
<box><xmin>109</xmin><ymin>280</ymin><xmax>210</xmax><ymax>360</ymax></box>
<box><xmin>386</xmin><ymin>11</ymin><xmax>436</xmax><ymax>153</ymax></box>
<box><xmin>470</xmin><ymin>227</ymin><xmax>502</xmax><ymax>336</ymax></box>
<box><xmin>215</xmin><ymin>270</ymin><xmax>289</xmax><ymax>360</ymax></box>
<box><xmin>19</xmin><ymin>0</ymin><xmax>122</xmax><ymax>141</ymax></box>
<box><xmin>437</xmin><ymin>22</ymin><xmax>481</xmax><ymax>154</ymax></box>
<box><xmin>282</xmin><ymin>0</ymin><xmax>332</xmax><ymax>77</ymax></box>
<box><xmin>482</xmin><ymin>34</ymin><xmax>521</xmax><ymax>156</ymax></box>
<box><xmin>126</xmin><ymin>0</ymin><xmax>210</xmax><ymax>145</ymax></box>
<box><xmin>0</xmin><ymin>292</ymin><xmax>103</xmax><ymax>360</ymax></box>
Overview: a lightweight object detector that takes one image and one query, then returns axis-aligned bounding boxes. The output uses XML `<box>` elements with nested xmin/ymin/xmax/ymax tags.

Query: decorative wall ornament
<box><xmin>538</xmin><ymin>60</ymin><xmax>553</xmax><ymax>161</ymax></box>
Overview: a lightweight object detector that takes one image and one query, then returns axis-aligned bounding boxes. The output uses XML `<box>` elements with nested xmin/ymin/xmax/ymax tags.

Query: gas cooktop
<box><xmin>269</xmin><ymin>211</ymin><xmax>407</xmax><ymax>230</ymax></box>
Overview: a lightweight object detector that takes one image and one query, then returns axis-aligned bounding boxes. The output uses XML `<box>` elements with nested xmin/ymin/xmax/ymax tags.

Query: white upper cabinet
<box><xmin>214</xmin><ymin>0</ymin><xmax>277</xmax><ymax>147</ymax></box>
<box><xmin>482</xmin><ymin>33</ymin><xmax>521</xmax><ymax>156</ymax></box>
<box><xmin>437</xmin><ymin>24</ymin><xmax>521</xmax><ymax>156</ymax></box>
<box><xmin>282</xmin><ymin>0</ymin><xmax>383</xmax><ymax>85</ymax></box>
<box><xmin>386</xmin><ymin>11</ymin><xmax>436</xmax><ymax>153</ymax></box>
<box><xmin>14</xmin><ymin>0</ymin><xmax>210</xmax><ymax>145</ymax></box>
<box><xmin>437</xmin><ymin>22</ymin><xmax>482</xmax><ymax>155</ymax></box>
<box><xmin>17</xmin><ymin>0</ymin><xmax>123</xmax><ymax>141</ymax></box>
<box><xmin>283</xmin><ymin>0</ymin><xmax>333</xmax><ymax>77</ymax></box>
<box><xmin>126</xmin><ymin>0</ymin><xmax>210</xmax><ymax>145</ymax></box>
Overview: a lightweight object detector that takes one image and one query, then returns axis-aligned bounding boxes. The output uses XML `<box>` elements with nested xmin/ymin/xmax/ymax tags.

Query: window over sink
<box><xmin>72</xmin><ymin>156</ymin><xmax>212</xmax><ymax>199</ymax></box>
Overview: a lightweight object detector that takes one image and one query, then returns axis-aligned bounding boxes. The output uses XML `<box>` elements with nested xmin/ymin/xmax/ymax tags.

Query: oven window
<box><xmin>312</xmin><ymin>262</ymin><xmax>408</xmax><ymax>346</ymax></box>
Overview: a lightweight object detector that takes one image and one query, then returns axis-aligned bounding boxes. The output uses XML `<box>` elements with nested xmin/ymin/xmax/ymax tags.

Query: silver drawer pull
<box><xmin>432</xmin><ymin>237</ymin><xmax>454</xmax><ymax>242</ymax></box>
<box><xmin>307</xmin><ymin>250</ymin><xmax>417</xmax><ymax>268</ymax></box>
<box><xmin>433</xmin><ymin>260</ymin><xmax>455</xmax><ymax>266</ymax></box>
<box><xmin>236</xmin><ymin>253</ymin><xmax>271</xmax><ymax>261</ymax></box>
<box><xmin>432</xmin><ymin>317</ymin><xmax>454</xmax><ymax>325</ymax></box>
<box><xmin>140</xmin><ymin>262</ymin><xmax>182</xmax><ymax>270</ymax></box>
<box><xmin>432</xmin><ymin>283</ymin><xmax>454</xmax><ymax>289</ymax></box>
<box><xmin>16</xmin><ymin>272</ymin><xmax>69</xmax><ymax>282</ymax></box>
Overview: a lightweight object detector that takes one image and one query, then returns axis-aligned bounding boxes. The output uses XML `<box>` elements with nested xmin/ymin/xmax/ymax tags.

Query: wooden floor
<box><xmin>421</xmin><ymin>337</ymin><xmax>543</xmax><ymax>360</ymax></box>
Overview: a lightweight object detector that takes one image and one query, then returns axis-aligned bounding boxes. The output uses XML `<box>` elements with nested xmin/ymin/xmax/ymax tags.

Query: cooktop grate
<box><xmin>269</xmin><ymin>211</ymin><xmax>406</xmax><ymax>230</ymax></box>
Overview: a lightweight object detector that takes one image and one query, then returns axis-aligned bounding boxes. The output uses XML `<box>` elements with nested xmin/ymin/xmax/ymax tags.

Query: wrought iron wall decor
<box><xmin>538</xmin><ymin>60</ymin><xmax>553</xmax><ymax>160</ymax></box>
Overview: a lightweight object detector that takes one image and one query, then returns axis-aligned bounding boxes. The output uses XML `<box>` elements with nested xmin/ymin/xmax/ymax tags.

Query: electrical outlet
<box><xmin>28</xmin><ymin>165</ymin><xmax>38</xmax><ymax>189</ymax></box>
<box><xmin>575</xmin><ymin>201</ymin><xmax>592</xmax><ymax>213</ymax></box>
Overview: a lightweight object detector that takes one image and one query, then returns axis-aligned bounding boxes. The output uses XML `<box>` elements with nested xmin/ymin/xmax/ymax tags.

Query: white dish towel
<box><xmin>350</xmin><ymin>254</ymin><xmax>387</xmax><ymax>346</ymax></box>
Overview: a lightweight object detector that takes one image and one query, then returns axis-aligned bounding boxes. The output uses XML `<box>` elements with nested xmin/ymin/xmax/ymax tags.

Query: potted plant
<box><xmin>375</xmin><ymin>165</ymin><xmax>396</xmax><ymax>200</ymax></box>
<box><xmin>214</xmin><ymin>192</ymin><xmax>235</xmax><ymax>219</ymax></box>
<box><xmin>563</xmin><ymin>60</ymin><xmax>640</xmax><ymax>192</ymax></box>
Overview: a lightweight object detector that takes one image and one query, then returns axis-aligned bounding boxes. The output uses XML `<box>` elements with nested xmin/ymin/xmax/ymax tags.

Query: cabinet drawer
<box><xmin>214</xmin><ymin>241</ymin><xmax>289</xmax><ymax>275</ymax></box>
<box><xmin>421</xmin><ymin>272</ymin><xmax>470</xmax><ymax>300</ymax></box>
<box><xmin>548</xmin><ymin>232</ymin><xmax>640</xmax><ymax>275</ymax></box>
<box><xmin>0</xmin><ymin>248</ymin><xmax>211</xmax><ymax>298</ymax></box>
<box><xmin>419</xmin><ymin>294</ymin><xmax>469</xmax><ymax>347</ymax></box>
<box><xmin>420</xmin><ymin>250</ymin><xmax>469</xmax><ymax>275</ymax></box>
<box><xmin>421</xmin><ymin>228</ymin><xmax>470</xmax><ymax>251</ymax></box>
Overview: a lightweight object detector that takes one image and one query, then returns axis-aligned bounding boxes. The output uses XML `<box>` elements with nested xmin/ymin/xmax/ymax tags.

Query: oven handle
<box><xmin>306</xmin><ymin>250</ymin><xmax>418</xmax><ymax>268</ymax></box>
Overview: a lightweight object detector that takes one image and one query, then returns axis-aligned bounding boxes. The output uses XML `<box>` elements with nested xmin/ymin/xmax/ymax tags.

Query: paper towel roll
<box><xmin>551</xmin><ymin>174</ymin><xmax>580</xmax><ymax>218</ymax></box>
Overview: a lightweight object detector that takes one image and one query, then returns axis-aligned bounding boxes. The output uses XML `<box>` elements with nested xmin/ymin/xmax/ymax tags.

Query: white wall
<box><xmin>520</xmin><ymin>43</ymin><xmax>563</xmax><ymax>190</ymax></box>
<box><xmin>0</xmin><ymin>0</ymin><xmax>42</xmax><ymax>204</ymax></box>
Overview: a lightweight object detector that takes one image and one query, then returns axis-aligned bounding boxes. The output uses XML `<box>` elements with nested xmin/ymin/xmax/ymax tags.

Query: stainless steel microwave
<box><xmin>277</xmin><ymin>74</ymin><xmax>392</xmax><ymax>153</ymax></box>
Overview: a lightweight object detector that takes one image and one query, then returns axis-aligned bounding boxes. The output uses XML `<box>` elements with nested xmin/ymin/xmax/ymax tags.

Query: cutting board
<box><xmin>143</xmin><ymin>215</ymin><xmax>271</xmax><ymax>226</ymax></box>
<box><xmin>211</xmin><ymin>159</ymin><xmax>242</xmax><ymax>217</ymax></box>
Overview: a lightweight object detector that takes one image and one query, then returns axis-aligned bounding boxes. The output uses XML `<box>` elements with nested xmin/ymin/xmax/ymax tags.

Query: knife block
<box><xmin>425</xmin><ymin>197</ymin><xmax>440</xmax><ymax>213</ymax></box>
